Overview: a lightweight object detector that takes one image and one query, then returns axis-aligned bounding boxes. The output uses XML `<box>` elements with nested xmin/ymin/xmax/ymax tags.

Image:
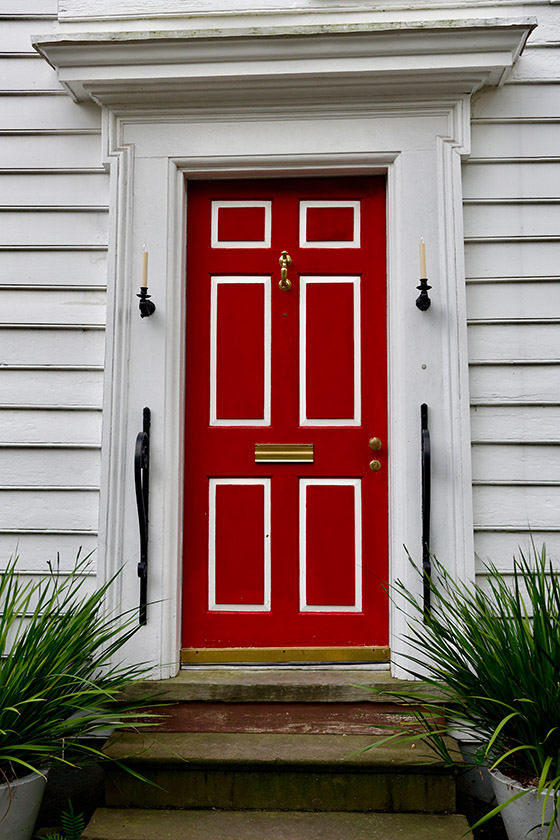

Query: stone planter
<box><xmin>491</xmin><ymin>768</ymin><xmax>560</xmax><ymax>840</ymax></box>
<box><xmin>0</xmin><ymin>771</ymin><xmax>47</xmax><ymax>840</ymax></box>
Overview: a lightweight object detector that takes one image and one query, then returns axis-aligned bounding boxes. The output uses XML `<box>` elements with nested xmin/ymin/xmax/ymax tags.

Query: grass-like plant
<box><xmin>0</xmin><ymin>551</ymin><xmax>160</xmax><ymax>785</ymax></box>
<box><xmin>363</xmin><ymin>544</ymin><xmax>560</xmax><ymax>837</ymax></box>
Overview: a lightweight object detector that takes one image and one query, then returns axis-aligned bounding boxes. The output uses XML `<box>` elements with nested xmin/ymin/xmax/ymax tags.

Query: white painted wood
<box><xmin>300</xmin><ymin>276</ymin><xmax>360</xmax><ymax>426</ymax></box>
<box><xmin>0</xmin><ymin>369</ymin><xmax>103</xmax><ymax>406</ymax></box>
<box><xmin>471</xmin><ymin>405</ymin><xmax>560</xmax><ymax>443</ymax></box>
<box><xmin>0</xmin><ymin>408</ymin><xmax>101</xmax><ymax>444</ymax></box>
<box><xmin>470</xmin><ymin>364</ymin><xmax>560</xmax><ymax>404</ymax></box>
<box><xmin>209</xmin><ymin>276</ymin><xmax>271</xmax><ymax>426</ymax></box>
<box><xmin>472</xmin><ymin>84</ymin><xmax>560</xmax><ymax>120</ymax></box>
<box><xmin>470</xmin><ymin>122</ymin><xmax>560</xmax><ymax>159</ymax></box>
<box><xmin>464</xmin><ymin>203</ymin><xmax>560</xmax><ymax>239</ymax></box>
<box><xmin>465</xmin><ymin>241</ymin><xmax>560</xmax><ymax>278</ymax></box>
<box><xmin>299</xmin><ymin>478</ymin><xmax>362</xmax><ymax>613</ymax></box>
<box><xmin>463</xmin><ymin>161</ymin><xmax>560</xmax><ymax>200</ymax></box>
<box><xmin>0</xmin><ymin>174</ymin><xmax>108</xmax><ymax>206</ymax></box>
<box><xmin>0</xmin><ymin>534</ymin><xmax>98</xmax><ymax>570</ymax></box>
<box><xmin>472</xmin><ymin>444</ymin><xmax>560</xmax><ymax>483</ymax></box>
<box><xmin>0</xmin><ymin>135</ymin><xmax>103</xmax><ymax>168</ymax></box>
<box><xmin>467</xmin><ymin>281</ymin><xmax>560</xmax><ymax>320</ymax></box>
<box><xmin>1</xmin><ymin>290</ymin><xmax>106</xmax><ymax>326</ymax></box>
<box><xmin>0</xmin><ymin>489</ymin><xmax>99</xmax><ymax>530</ymax></box>
<box><xmin>0</xmin><ymin>98</ymin><xmax>101</xmax><ymax>130</ymax></box>
<box><xmin>474</xmin><ymin>484</ymin><xmax>560</xmax><ymax>529</ymax></box>
<box><xmin>468</xmin><ymin>323</ymin><xmax>560</xmax><ymax>362</ymax></box>
<box><xmin>0</xmin><ymin>211</ymin><xmax>108</xmax><ymax>247</ymax></box>
<box><xmin>0</xmin><ymin>328</ymin><xmax>105</xmax><ymax>366</ymax></box>
<box><xmin>474</xmin><ymin>532</ymin><xmax>560</xmax><ymax>571</ymax></box>
<box><xmin>208</xmin><ymin>478</ymin><xmax>271</xmax><ymax>611</ymax></box>
<box><xmin>0</xmin><ymin>57</ymin><xmax>62</xmax><ymax>92</ymax></box>
<box><xmin>0</xmin><ymin>20</ymin><xmax>54</xmax><ymax>54</ymax></box>
<box><xmin>509</xmin><ymin>49</ymin><xmax>560</xmax><ymax>83</ymax></box>
<box><xmin>0</xmin><ymin>448</ymin><xmax>100</xmax><ymax>486</ymax></box>
<box><xmin>0</xmin><ymin>251</ymin><xmax>107</xmax><ymax>286</ymax></box>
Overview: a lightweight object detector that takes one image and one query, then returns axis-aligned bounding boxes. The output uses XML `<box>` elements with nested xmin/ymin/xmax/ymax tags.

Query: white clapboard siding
<box><xmin>0</xmin><ymin>369</ymin><xmax>104</xmax><ymax>406</ymax></box>
<box><xmin>472</xmin><ymin>84</ymin><xmax>560</xmax><ymax>121</ymax></box>
<box><xmin>463</xmin><ymin>163</ymin><xmax>560</xmax><ymax>200</ymax></box>
<box><xmin>467</xmin><ymin>282</ymin><xmax>560</xmax><ymax>321</ymax></box>
<box><xmin>0</xmin><ymin>19</ymin><xmax>55</xmax><ymax>53</ymax></box>
<box><xmin>0</xmin><ymin>57</ymin><xmax>63</xmax><ymax>92</ymax></box>
<box><xmin>0</xmin><ymin>534</ymin><xmax>98</xmax><ymax>571</ymax></box>
<box><xmin>472</xmin><ymin>444</ymin><xmax>560</xmax><ymax>484</ymax></box>
<box><xmin>0</xmin><ymin>173</ymin><xmax>108</xmax><ymax>205</ymax></box>
<box><xmin>474</xmin><ymin>533</ymin><xmax>560</xmax><ymax>572</ymax></box>
<box><xmin>0</xmin><ymin>251</ymin><xmax>107</xmax><ymax>285</ymax></box>
<box><xmin>0</xmin><ymin>134</ymin><xmax>103</xmax><ymax>169</ymax></box>
<box><xmin>0</xmin><ymin>211</ymin><xmax>108</xmax><ymax>247</ymax></box>
<box><xmin>473</xmin><ymin>485</ymin><xmax>560</xmax><ymax>530</ymax></box>
<box><xmin>0</xmin><ymin>409</ymin><xmax>102</xmax><ymax>444</ymax></box>
<box><xmin>0</xmin><ymin>447</ymin><xmax>101</xmax><ymax>486</ymax></box>
<box><xmin>468</xmin><ymin>322</ymin><xmax>560</xmax><ymax>363</ymax></box>
<box><xmin>469</xmin><ymin>365</ymin><xmax>560</xmax><ymax>404</ymax></box>
<box><xmin>471</xmin><ymin>406</ymin><xmax>560</xmax><ymax>443</ymax></box>
<box><xmin>465</xmin><ymin>241</ymin><xmax>560</xmax><ymax>279</ymax></box>
<box><xmin>509</xmin><ymin>49</ymin><xmax>560</xmax><ymax>84</ymax></box>
<box><xmin>470</xmin><ymin>122</ymin><xmax>560</xmax><ymax>159</ymax></box>
<box><xmin>0</xmin><ymin>328</ymin><xmax>105</xmax><ymax>366</ymax></box>
<box><xmin>0</xmin><ymin>489</ymin><xmax>99</xmax><ymax>530</ymax></box>
<box><xmin>0</xmin><ymin>2</ymin><xmax>56</xmax><ymax>12</ymax></box>
<box><xmin>464</xmin><ymin>203</ymin><xmax>560</xmax><ymax>239</ymax></box>
<box><xmin>0</xmin><ymin>99</ymin><xmax>101</xmax><ymax>131</ymax></box>
<box><xmin>1</xmin><ymin>289</ymin><xmax>106</xmax><ymax>326</ymax></box>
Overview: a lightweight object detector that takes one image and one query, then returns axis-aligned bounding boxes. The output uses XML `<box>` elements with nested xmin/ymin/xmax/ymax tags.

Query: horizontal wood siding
<box><xmin>0</xmin><ymin>7</ymin><xmax>106</xmax><ymax>582</ymax></box>
<box><xmin>467</xmin><ymin>57</ymin><xmax>560</xmax><ymax>577</ymax></box>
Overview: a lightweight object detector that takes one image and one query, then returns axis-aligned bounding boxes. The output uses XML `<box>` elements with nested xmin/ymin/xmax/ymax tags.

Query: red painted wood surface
<box><xmin>183</xmin><ymin>176</ymin><xmax>387</xmax><ymax>650</ymax></box>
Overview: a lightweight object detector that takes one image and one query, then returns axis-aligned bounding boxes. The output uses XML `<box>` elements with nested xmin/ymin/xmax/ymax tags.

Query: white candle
<box><xmin>419</xmin><ymin>237</ymin><xmax>427</xmax><ymax>278</ymax></box>
<box><xmin>141</xmin><ymin>249</ymin><xmax>149</xmax><ymax>289</ymax></box>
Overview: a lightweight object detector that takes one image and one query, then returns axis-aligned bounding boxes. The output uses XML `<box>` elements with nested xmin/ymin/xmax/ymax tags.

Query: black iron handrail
<box><xmin>134</xmin><ymin>407</ymin><xmax>151</xmax><ymax>626</ymax></box>
<box><xmin>421</xmin><ymin>403</ymin><xmax>431</xmax><ymax>618</ymax></box>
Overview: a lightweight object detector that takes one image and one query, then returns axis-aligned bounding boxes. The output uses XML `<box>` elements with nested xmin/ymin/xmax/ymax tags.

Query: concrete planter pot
<box><xmin>0</xmin><ymin>771</ymin><xmax>47</xmax><ymax>840</ymax></box>
<box><xmin>491</xmin><ymin>769</ymin><xmax>560</xmax><ymax>840</ymax></box>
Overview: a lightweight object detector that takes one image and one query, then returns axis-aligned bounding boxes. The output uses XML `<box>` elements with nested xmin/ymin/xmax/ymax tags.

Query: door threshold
<box><xmin>180</xmin><ymin>646</ymin><xmax>390</xmax><ymax>666</ymax></box>
<box><xmin>181</xmin><ymin>662</ymin><xmax>391</xmax><ymax>671</ymax></box>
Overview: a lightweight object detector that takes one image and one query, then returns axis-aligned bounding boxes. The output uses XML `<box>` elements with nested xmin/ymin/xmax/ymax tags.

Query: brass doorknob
<box><xmin>369</xmin><ymin>460</ymin><xmax>382</xmax><ymax>472</ymax></box>
<box><xmin>368</xmin><ymin>437</ymin><xmax>382</xmax><ymax>451</ymax></box>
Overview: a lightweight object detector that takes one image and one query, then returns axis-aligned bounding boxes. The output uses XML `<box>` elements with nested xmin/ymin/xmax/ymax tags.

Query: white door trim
<box><xmin>33</xmin><ymin>20</ymin><xmax>533</xmax><ymax>678</ymax></box>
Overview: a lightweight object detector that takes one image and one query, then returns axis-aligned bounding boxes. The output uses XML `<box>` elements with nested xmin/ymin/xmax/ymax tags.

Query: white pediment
<box><xmin>34</xmin><ymin>18</ymin><xmax>535</xmax><ymax>107</ymax></box>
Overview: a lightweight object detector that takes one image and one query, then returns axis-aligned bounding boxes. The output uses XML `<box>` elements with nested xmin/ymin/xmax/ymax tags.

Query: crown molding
<box><xmin>33</xmin><ymin>17</ymin><xmax>535</xmax><ymax>107</ymax></box>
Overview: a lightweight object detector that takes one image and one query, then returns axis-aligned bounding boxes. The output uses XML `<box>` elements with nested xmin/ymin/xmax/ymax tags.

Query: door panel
<box><xmin>183</xmin><ymin>176</ymin><xmax>388</xmax><ymax>653</ymax></box>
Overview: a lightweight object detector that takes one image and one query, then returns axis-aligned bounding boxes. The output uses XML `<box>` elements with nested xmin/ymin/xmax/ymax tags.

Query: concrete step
<box><xmin>82</xmin><ymin>808</ymin><xmax>473</xmax><ymax>839</ymax></box>
<box><xmin>104</xmin><ymin>731</ymin><xmax>459</xmax><ymax>812</ymax></box>
<box><xmin>125</xmin><ymin>668</ymin><xmax>423</xmax><ymax>704</ymax></box>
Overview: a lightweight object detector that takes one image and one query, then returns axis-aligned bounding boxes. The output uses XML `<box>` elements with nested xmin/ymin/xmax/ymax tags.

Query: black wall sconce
<box><xmin>415</xmin><ymin>237</ymin><xmax>432</xmax><ymax>311</ymax></box>
<box><xmin>138</xmin><ymin>248</ymin><xmax>156</xmax><ymax>318</ymax></box>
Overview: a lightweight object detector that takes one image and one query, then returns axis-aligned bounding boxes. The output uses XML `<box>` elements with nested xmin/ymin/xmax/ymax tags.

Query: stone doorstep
<box><xmin>82</xmin><ymin>809</ymin><xmax>473</xmax><ymax>840</ymax></box>
<box><xmin>124</xmin><ymin>668</ymin><xmax>438</xmax><ymax>704</ymax></box>
<box><xmin>103</xmin><ymin>732</ymin><xmax>460</xmax><ymax>813</ymax></box>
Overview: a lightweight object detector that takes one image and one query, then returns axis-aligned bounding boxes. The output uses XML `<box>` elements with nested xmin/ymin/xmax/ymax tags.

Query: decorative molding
<box><xmin>34</xmin><ymin>19</ymin><xmax>535</xmax><ymax>105</ymax></box>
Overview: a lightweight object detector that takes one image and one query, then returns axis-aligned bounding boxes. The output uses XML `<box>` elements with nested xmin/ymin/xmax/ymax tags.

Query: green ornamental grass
<box><xmin>0</xmin><ymin>551</ymin><xmax>160</xmax><ymax>785</ymax></box>
<box><xmin>363</xmin><ymin>544</ymin><xmax>560</xmax><ymax>837</ymax></box>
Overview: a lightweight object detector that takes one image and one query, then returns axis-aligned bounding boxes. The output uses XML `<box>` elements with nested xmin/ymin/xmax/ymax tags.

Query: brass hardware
<box><xmin>255</xmin><ymin>443</ymin><xmax>313</xmax><ymax>463</ymax></box>
<box><xmin>279</xmin><ymin>250</ymin><xmax>292</xmax><ymax>290</ymax></box>
<box><xmin>368</xmin><ymin>437</ymin><xmax>382</xmax><ymax>451</ymax></box>
<box><xmin>181</xmin><ymin>646</ymin><xmax>390</xmax><ymax>664</ymax></box>
<box><xmin>369</xmin><ymin>459</ymin><xmax>381</xmax><ymax>472</ymax></box>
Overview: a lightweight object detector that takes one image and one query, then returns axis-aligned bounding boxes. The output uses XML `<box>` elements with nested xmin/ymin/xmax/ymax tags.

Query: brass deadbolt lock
<box><xmin>369</xmin><ymin>459</ymin><xmax>382</xmax><ymax>472</ymax></box>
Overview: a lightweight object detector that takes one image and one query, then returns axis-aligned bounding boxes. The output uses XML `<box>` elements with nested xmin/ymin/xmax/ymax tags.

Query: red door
<box><xmin>183</xmin><ymin>176</ymin><xmax>388</xmax><ymax>659</ymax></box>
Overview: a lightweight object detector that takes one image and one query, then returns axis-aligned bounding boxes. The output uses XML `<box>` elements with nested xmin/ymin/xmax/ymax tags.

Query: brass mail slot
<box><xmin>255</xmin><ymin>444</ymin><xmax>314</xmax><ymax>464</ymax></box>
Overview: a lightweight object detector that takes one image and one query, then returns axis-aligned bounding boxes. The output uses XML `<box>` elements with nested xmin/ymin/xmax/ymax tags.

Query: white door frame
<box><xmin>34</xmin><ymin>20</ymin><xmax>533</xmax><ymax>678</ymax></box>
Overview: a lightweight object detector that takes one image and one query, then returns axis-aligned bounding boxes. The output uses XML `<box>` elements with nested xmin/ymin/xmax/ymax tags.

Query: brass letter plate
<box><xmin>255</xmin><ymin>444</ymin><xmax>314</xmax><ymax>464</ymax></box>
